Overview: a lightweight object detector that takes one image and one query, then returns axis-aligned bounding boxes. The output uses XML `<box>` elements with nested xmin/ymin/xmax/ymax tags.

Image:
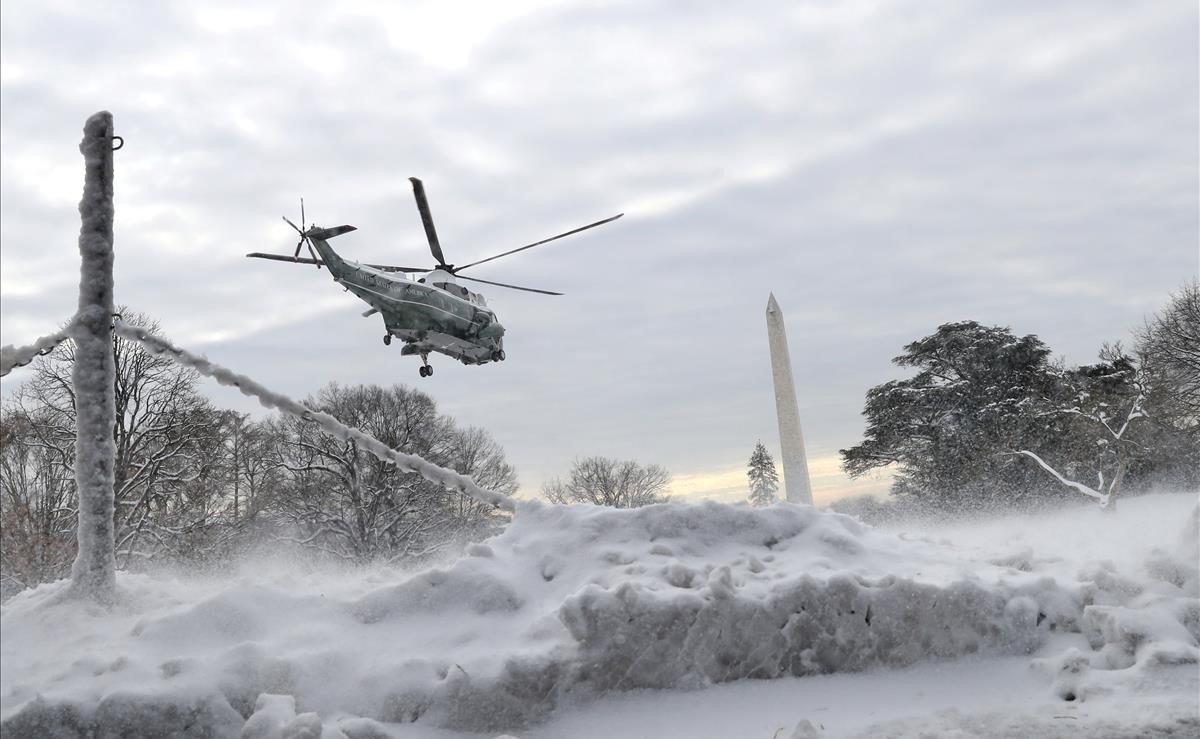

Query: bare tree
<box><xmin>217</xmin><ymin>412</ymin><xmax>282</xmax><ymax>522</ymax></box>
<box><xmin>5</xmin><ymin>310</ymin><xmax>225</xmax><ymax>577</ymax></box>
<box><xmin>270</xmin><ymin>384</ymin><xmax>515</xmax><ymax>562</ymax></box>
<box><xmin>542</xmin><ymin>457</ymin><xmax>671</xmax><ymax>508</ymax></box>
<box><xmin>1136</xmin><ymin>280</ymin><xmax>1200</xmax><ymax>430</ymax></box>
<box><xmin>0</xmin><ymin>410</ymin><xmax>77</xmax><ymax>596</ymax></box>
<box><xmin>440</xmin><ymin>425</ymin><xmax>518</xmax><ymax>535</ymax></box>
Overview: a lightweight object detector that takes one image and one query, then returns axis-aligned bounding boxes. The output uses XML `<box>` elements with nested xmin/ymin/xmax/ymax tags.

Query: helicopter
<box><xmin>247</xmin><ymin>178</ymin><xmax>622</xmax><ymax>377</ymax></box>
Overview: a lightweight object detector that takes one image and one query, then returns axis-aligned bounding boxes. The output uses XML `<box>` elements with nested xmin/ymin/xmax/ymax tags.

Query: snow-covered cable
<box><xmin>0</xmin><ymin>322</ymin><xmax>75</xmax><ymax>377</ymax></box>
<box><xmin>112</xmin><ymin>319</ymin><xmax>516</xmax><ymax>512</ymax></box>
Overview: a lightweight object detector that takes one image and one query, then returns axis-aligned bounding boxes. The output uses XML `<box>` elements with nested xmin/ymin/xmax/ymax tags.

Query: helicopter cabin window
<box><xmin>434</xmin><ymin>283</ymin><xmax>472</xmax><ymax>301</ymax></box>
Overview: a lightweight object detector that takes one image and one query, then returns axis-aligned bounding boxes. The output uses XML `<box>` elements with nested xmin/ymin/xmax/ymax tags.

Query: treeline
<box><xmin>837</xmin><ymin>282</ymin><xmax>1200</xmax><ymax>518</ymax></box>
<box><xmin>0</xmin><ymin>313</ymin><xmax>516</xmax><ymax>595</ymax></box>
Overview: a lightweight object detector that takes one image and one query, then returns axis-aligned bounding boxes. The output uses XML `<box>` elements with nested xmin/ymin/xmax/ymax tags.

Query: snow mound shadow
<box><xmin>3</xmin><ymin>498</ymin><xmax>1197</xmax><ymax>735</ymax></box>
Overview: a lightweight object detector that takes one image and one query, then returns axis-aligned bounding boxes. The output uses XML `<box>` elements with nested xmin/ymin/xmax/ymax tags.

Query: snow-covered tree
<box><xmin>746</xmin><ymin>441</ymin><xmax>779</xmax><ymax>506</ymax></box>
<box><xmin>840</xmin><ymin>321</ymin><xmax>1066</xmax><ymax>512</ymax></box>
<box><xmin>1015</xmin><ymin>347</ymin><xmax>1151</xmax><ymax>510</ymax></box>
<box><xmin>543</xmin><ymin>457</ymin><xmax>671</xmax><ymax>508</ymax></box>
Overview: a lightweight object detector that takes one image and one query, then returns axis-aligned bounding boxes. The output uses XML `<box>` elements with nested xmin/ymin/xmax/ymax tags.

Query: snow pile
<box><xmin>1030</xmin><ymin>502</ymin><xmax>1200</xmax><ymax>707</ymax></box>
<box><xmin>2</xmin><ymin>495</ymin><xmax>1197</xmax><ymax>736</ymax></box>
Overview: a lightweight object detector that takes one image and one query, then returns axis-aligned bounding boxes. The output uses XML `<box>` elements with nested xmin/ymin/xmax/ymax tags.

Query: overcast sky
<box><xmin>2</xmin><ymin>0</ymin><xmax>1196</xmax><ymax>505</ymax></box>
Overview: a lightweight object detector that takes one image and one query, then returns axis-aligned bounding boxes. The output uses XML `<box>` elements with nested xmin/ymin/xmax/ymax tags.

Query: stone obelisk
<box><xmin>766</xmin><ymin>293</ymin><xmax>813</xmax><ymax>504</ymax></box>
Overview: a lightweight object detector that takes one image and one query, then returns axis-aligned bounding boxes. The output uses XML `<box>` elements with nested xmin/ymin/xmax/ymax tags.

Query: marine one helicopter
<box><xmin>247</xmin><ymin>178</ymin><xmax>622</xmax><ymax>377</ymax></box>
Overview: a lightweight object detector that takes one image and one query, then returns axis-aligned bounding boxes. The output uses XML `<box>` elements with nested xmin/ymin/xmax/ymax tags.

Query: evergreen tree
<box><xmin>747</xmin><ymin>441</ymin><xmax>779</xmax><ymax>506</ymax></box>
<box><xmin>843</xmin><ymin>315</ymin><xmax>1200</xmax><ymax>515</ymax></box>
<box><xmin>840</xmin><ymin>321</ymin><xmax>1068</xmax><ymax>512</ymax></box>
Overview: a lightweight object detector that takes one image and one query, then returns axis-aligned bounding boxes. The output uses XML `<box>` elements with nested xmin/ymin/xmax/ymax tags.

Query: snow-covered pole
<box><xmin>67</xmin><ymin>112</ymin><xmax>119</xmax><ymax>601</ymax></box>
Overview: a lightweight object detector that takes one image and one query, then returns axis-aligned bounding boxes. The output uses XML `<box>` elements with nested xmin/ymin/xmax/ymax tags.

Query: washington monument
<box><xmin>765</xmin><ymin>293</ymin><xmax>813</xmax><ymax>504</ymax></box>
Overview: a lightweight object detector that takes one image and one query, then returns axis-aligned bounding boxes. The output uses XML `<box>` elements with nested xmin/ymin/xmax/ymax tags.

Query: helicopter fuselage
<box><xmin>308</xmin><ymin>229</ymin><xmax>505</xmax><ymax>366</ymax></box>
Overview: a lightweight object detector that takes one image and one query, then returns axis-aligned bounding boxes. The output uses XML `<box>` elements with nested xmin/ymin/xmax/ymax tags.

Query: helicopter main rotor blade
<box><xmin>454</xmin><ymin>213</ymin><xmax>624</xmax><ymax>273</ymax></box>
<box><xmin>247</xmin><ymin>252</ymin><xmax>325</xmax><ymax>266</ymax></box>
<box><xmin>456</xmin><ymin>274</ymin><xmax>563</xmax><ymax>296</ymax></box>
<box><xmin>409</xmin><ymin>177</ymin><xmax>448</xmax><ymax>268</ymax></box>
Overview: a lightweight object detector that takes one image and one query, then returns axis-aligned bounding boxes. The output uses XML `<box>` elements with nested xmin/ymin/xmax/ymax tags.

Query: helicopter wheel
<box><xmin>492</xmin><ymin>349</ymin><xmax>505</xmax><ymax>362</ymax></box>
<box><xmin>418</xmin><ymin>365</ymin><xmax>428</xmax><ymax>377</ymax></box>
<box><xmin>383</xmin><ymin>334</ymin><xmax>391</xmax><ymax>346</ymax></box>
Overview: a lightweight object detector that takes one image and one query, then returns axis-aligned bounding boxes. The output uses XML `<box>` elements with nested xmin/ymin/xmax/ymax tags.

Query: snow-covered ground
<box><xmin>2</xmin><ymin>492</ymin><xmax>1197</xmax><ymax>738</ymax></box>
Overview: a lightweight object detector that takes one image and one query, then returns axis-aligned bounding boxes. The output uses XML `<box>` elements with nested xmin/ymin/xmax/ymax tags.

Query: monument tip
<box><xmin>766</xmin><ymin>292</ymin><xmax>780</xmax><ymax>315</ymax></box>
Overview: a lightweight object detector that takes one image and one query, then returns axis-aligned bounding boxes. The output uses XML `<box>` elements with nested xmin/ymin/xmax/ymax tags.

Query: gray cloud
<box><xmin>2</xmin><ymin>0</ymin><xmax>1196</xmax><ymax>500</ymax></box>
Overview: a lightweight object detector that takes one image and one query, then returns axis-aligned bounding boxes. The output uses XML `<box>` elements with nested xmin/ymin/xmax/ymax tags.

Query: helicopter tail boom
<box><xmin>307</xmin><ymin>225</ymin><xmax>357</xmax><ymax>240</ymax></box>
<box><xmin>305</xmin><ymin>225</ymin><xmax>357</xmax><ymax>274</ymax></box>
<box><xmin>246</xmin><ymin>224</ymin><xmax>358</xmax><ymax>271</ymax></box>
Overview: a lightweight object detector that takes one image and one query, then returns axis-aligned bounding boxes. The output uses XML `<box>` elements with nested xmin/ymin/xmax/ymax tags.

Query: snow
<box><xmin>2</xmin><ymin>493</ymin><xmax>1196</xmax><ymax>737</ymax></box>
<box><xmin>526</xmin><ymin>658</ymin><xmax>1198</xmax><ymax>738</ymax></box>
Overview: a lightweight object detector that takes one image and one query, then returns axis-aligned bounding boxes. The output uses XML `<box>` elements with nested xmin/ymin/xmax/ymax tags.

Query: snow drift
<box><xmin>2</xmin><ymin>495</ymin><xmax>1197</xmax><ymax>736</ymax></box>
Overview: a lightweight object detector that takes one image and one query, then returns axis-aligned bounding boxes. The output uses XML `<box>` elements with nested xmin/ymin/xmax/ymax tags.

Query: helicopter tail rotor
<box><xmin>283</xmin><ymin>197</ymin><xmax>322</xmax><ymax>268</ymax></box>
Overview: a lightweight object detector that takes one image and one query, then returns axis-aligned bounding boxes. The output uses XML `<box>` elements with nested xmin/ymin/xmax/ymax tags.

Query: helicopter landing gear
<box><xmin>383</xmin><ymin>334</ymin><xmax>392</xmax><ymax>346</ymax></box>
<box><xmin>491</xmin><ymin>349</ymin><xmax>506</xmax><ymax>362</ymax></box>
<box><xmin>418</xmin><ymin>356</ymin><xmax>433</xmax><ymax>377</ymax></box>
